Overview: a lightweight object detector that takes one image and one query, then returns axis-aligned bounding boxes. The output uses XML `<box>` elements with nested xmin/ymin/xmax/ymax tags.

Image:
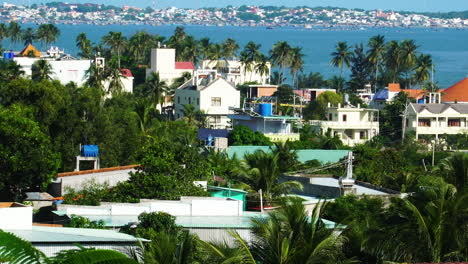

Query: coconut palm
<box><xmin>36</xmin><ymin>24</ymin><xmax>60</xmax><ymax>48</ymax></box>
<box><xmin>199</xmin><ymin>37</ymin><xmax>212</xmax><ymax>61</ymax></box>
<box><xmin>0</xmin><ymin>229</ymin><xmax>139</xmax><ymax>264</ymax></box>
<box><xmin>22</xmin><ymin>27</ymin><xmax>35</xmax><ymax>46</ymax></box>
<box><xmin>208</xmin><ymin>43</ymin><xmax>225</xmax><ymax>71</ymax></box>
<box><xmin>31</xmin><ymin>59</ymin><xmax>54</xmax><ymax>81</ymax></box>
<box><xmin>400</xmin><ymin>39</ymin><xmax>419</xmax><ymax>88</ymax></box>
<box><xmin>181</xmin><ymin>103</ymin><xmax>197</xmax><ymax>124</ymax></box>
<box><xmin>241</xmin><ymin>41</ymin><xmax>262</xmax><ymax>82</ymax></box>
<box><xmin>7</xmin><ymin>21</ymin><xmax>22</xmax><ymax>49</ymax></box>
<box><xmin>128</xmin><ymin>31</ymin><xmax>153</xmax><ymax>64</ymax></box>
<box><xmin>144</xmin><ymin>72</ymin><xmax>169</xmax><ymax>110</ymax></box>
<box><xmin>102</xmin><ymin>31</ymin><xmax>126</xmax><ymax>69</ymax></box>
<box><xmin>434</xmin><ymin>153</ymin><xmax>468</xmax><ymax>194</ymax></box>
<box><xmin>106</xmin><ymin>67</ymin><xmax>125</xmax><ymax>95</ymax></box>
<box><xmin>289</xmin><ymin>46</ymin><xmax>304</xmax><ymax>89</ymax></box>
<box><xmin>85</xmin><ymin>63</ymin><xmax>106</xmax><ymax>91</ymax></box>
<box><xmin>168</xmin><ymin>26</ymin><xmax>187</xmax><ymax>60</ymax></box>
<box><xmin>270</xmin><ymin>71</ymin><xmax>285</xmax><ymax>85</ymax></box>
<box><xmin>0</xmin><ymin>60</ymin><xmax>24</xmax><ymax>81</ymax></box>
<box><xmin>0</xmin><ymin>23</ymin><xmax>7</xmax><ymax>43</ymax></box>
<box><xmin>180</xmin><ymin>35</ymin><xmax>199</xmax><ymax>65</ymax></box>
<box><xmin>255</xmin><ymin>54</ymin><xmax>270</xmax><ymax>84</ymax></box>
<box><xmin>385</xmin><ymin>40</ymin><xmax>403</xmax><ymax>83</ymax></box>
<box><xmin>76</xmin><ymin>32</ymin><xmax>92</xmax><ymax>59</ymax></box>
<box><xmin>412</xmin><ymin>54</ymin><xmax>433</xmax><ymax>87</ymax></box>
<box><xmin>367</xmin><ymin>35</ymin><xmax>385</xmax><ymax>90</ymax></box>
<box><xmin>222</xmin><ymin>37</ymin><xmax>239</xmax><ymax>59</ymax></box>
<box><xmin>234</xmin><ymin>150</ymin><xmax>302</xmax><ymax>203</ymax></box>
<box><xmin>330</xmin><ymin>41</ymin><xmax>352</xmax><ymax>78</ymax></box>
<box><xmin>270</xmin><ymin>41</ymin><xmax>291</xmax><ymax>84</ymax></box>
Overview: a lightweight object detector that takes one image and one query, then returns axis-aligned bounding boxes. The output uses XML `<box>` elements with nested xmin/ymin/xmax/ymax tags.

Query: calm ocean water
<box><xmin>8</xmin><ymin>24</ymin><xmax>468</xmax><ymax>87</ymax></box>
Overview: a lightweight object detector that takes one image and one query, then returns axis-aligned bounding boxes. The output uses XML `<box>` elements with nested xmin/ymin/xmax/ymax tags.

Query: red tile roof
<box><xmin>120</xmin><ymin>68</ymin><xmax>133</xmax><ymax>78</ymax></box>
<box><xmin>57</xmin><ymin>165</ymin><xmax>139</xmax><ymax>178</ymax></box>
<box><xmin>175</xmin><ymin>61</ymin><xmax>195</xmax><ymax>70</ymax></box>
<box><xmin>388</xmin><ymin>83</ymin><xmax>401</xmax><ymax>92</ymax></box>
<box><xmin>442</xmin><ymin>77</ymin><xmax>468</xmax><ymax>103</ymax></box>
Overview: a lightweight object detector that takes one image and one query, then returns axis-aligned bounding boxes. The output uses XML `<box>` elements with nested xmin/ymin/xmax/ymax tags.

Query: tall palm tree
<box><xmin>255</xmin><ymin>54</ymin><xmax>270</xmax><ymax>84</ymax></box>
<box><xmin>199</xmin><ymin>37</ymin><xmax>211</xmax><ymax>61</ymax></box>
<box><xmin>434</xmin><ymin>153</ymin><xmax>468</xmax><ymax>194</ymax></box>
<box><xmin>168</xmin><ymin>26</ymin><xmax>187</xmax><ymax>60</ymax></box>
<box><xmin>400</xmin><ymin>39</ymin><xmax>419</xmax><ymax>88</ymax></box>
<box><xmin>181</xmin><ymin>103</ymin><xmax>197</xmax><ymax>124</ymax></box>
<box><xmin>385</xmin><ymin>40</ymin><xmax>403</xmax><ymax>83</ymax></box>
<box><xmin>22</xmin><ymin>27</ymin><xmax>35</xmax><ymax>46</ymax></box>
<box><xmin>241</xmin><ymin>41</ymin><xmax>262</xmax><ymax>82</ymax></box>
<box><xmin>7</xmin><ymin>21</ymin><xmax>22</xmax><ymax>49</ymax></box>
<box><xmin>0</xmin><ymin>23</ymin><xmax>8</xmax><ymax>43</ymax></box>
<box><xmin>330</xmin><ymin>41</ymin><xmax>352</xmax><ymax>78</ymax></box>
<box><xmin>128</xmin><ymin>31</ymin><xmax>153</xmax><ymax>64</ymax></box>
<box><xmin>144</xmin><ymin>72</ymin><xmax>169</xmax><ymax>110</ymax></box>
<box><xmin>412</xmin><ymin>54</ymin><xmax>433</xmax><ymax>87</ymax></box>
<box><xmin>85</xmin><ymin>62</ymin><xmax>106</xmax><ymax>91</ymax></box>
<box><xmin>367</xmin><ymin>35</ymin><xmax>385</xmax><ymax>91</ymax></box>
<box><xmin>0</xmin><ymin>60</ymin><xmax>25</xmax><ymax>81</ymax></box>
<box><xmin>102</xmin><ymin>31</ymin><xmax>126</xmax><ymax>69</ymax></box>
<box><xmin>76</xmin><ymin>32</ymin><xmax>92</xmax><ymax>59</ymax></box>
<box><xmin>106</xmin><ymin>67</ymin><xmax>125</xmax><ymax>95</ymax></box>
<box><xmin>289</xmin><ymin>46</ymin><xmax>304</xmax><ymax>89</ymax></box>
<box><xmin>222</xmin><ymin>37</ymin><xmax>239</xmax><ymax>59</ymax></box>
<box><xmin>208</xmin><ymin>43</ymin><xmax>225</xmax><ymax>71</ymax></box>
<box><xmin>36</xmin><ymin>24</ymin><xmax>60</xmax><ymax>48</ymax></box>
<box><xmin>31</xmin><ymin>59</ymin><xmax>53</xmax><ymax>81</ymax></box>
<box><xmin>270</xmin><ymin>41</ymin><xmax>291</xmax><ymax>84</ymax></box>
<box><xmin>180</xmin><ymin>36</ymin><xmax>199</xmax><ymax>65</ymax></box>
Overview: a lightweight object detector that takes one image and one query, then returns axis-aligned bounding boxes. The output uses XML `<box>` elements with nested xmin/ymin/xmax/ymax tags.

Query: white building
<box><xmin>404</xmin><ymin>94</ymin><xmax>468</xmax><ymax>139</ymax></box>
<box><xmin>201</xmin><ymin>59</ymin><xmax>270</xmax><ymax>85</ymax></box>
<box><xmin>310</xmin><ymin>103</ymin><xmax>380</xmax><ymax>146</ymax></box>
<box><xmin>146</xmin><ymin>48</ymin><xmax>195</xmax><ymax>85</ymax></box>
<box><xmin>10</xmin><ymin>45</ymin><xmax>92</xmax><ymax>87</ymax></box>
<box><xmin>174</xmin><ymin>71</ymin><xmax>240</xmax><ymax>129</ymax></box>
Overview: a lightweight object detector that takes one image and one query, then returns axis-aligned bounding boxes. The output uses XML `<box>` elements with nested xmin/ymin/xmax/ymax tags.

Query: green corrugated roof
<box><xmin>227</xmin><ymin>146</ymin><xmax>350</xmax><ymax>164</ymax></box>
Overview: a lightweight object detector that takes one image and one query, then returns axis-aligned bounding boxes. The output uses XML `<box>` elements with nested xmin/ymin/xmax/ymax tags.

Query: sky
<box><xmin>13</xmin><ymin>0</ymin><xmax>468</xmax><ymax>12</ymax></box>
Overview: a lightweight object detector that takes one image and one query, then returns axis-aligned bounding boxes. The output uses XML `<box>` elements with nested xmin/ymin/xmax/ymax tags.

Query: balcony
<box><xmin>309</xmin><ymin>120</ymin><xmax>379</xmax><ymax>130</ymax></box>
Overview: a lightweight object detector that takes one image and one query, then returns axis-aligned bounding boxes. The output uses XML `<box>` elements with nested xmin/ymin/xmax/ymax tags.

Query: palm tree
<box><xmin>385</xmin><ymin>40</ymin><xmax>403</xmax><ymax>83</ymax></box>
<box><xmin>222</xmin><ymin>38</ymin><xmax>239</xmax><ymax>59</ymax></box>
<box><xmin>330</xmin><ymin>41</ymin><xmax>352</xmax><ymax>78</ymax></box>
<box><xmin>208</xmin><ymin>43</ymin><xmax>225</xmax><ymax>71</ymax></box>
<box><xmin>76</xmin><ymin>32</ymin><xmax>92</xmax><ymax>59</ymax></box>
<box><xmin>270</xmin><ymin>71</ymin><xmax>285</xmax><ymax>85</ymax></box>
<box><xmin>106</xmin><ymin>67</ymin><xmax>124</xmax><ymax>95</ymax></box>
<box><xmin>31</xmin><ymin>59</ymin><xmax>54</xmax><ymax>81</ymax></box>
<box><xmin>0</xmin><ymin>23</ymin><xmax>7</xmax><ymax>43</ymax></box>
<box><xmin>241</xmin><ymin>41</ymin><xmax>262</xmax><ymax>82</ymax></box>
<box><xmin>181</xmin><ymin>103</ymin><xmax>197</xmax><ymax>124</ymax></box>
<box><xmin>270</xmin><ymin>41</ymin><xmax>291</xmax><ymax>84</ymax></box>
<box><xmin>289</xmin><ymin>46</ymin><xmax>304</xmax><ymax>89</ymax></box>
<box><xmin>435</xmin><ymin>153</ymin><xmax>468</xmax><ymax>194</ymax></box>
<box><xmin>367</xmin><ymin>35</ymin><xmax>385</xmax><ymax>90</ymax></box>
<box><xmin>144</xmin><ymin>72</ymin><xmax>169</xmax><ymax>110</ymax></box>
<box><xmin>128</xmin><ymin>31</ymin><xmax>153</xmax><ymax>64</ymax></box>
<box><xmin>22</xmin><ymin>27</ymin><xmax>35</xmax><ymax>46</ymax></box>
<box><xmin>85</xmin><ymin>63</ymin><xmax>106</xmax><ymax>91</ymax></box>
<box><xmin>135</xmin><ymin>98</ymin><xmax>156</xmax><ymax>136</ymax></box>
<box><xmin>0</xmin><ymin>230</ymin><xmax>139</xmax><ymax>263</ymax></box>
<box><xmin>7</xmin><ymin>21</ymin><xmax>22</xmax><ymax>49</ymax></box>
<box><xmin>36</xmin><ymin>24</ymin><xmax>60</xmax><ymax>48</ymax></box>
<box><xmin>180</xmin><ymin>35</ymin><xmax>199</xmax><ymax>65</ymax></box>
<box><xmin>400</xmin><ymin>39</ymin><xmax>419</xmax><ymax>88</ymax></box>
<box><xmin>234</xmin><ymin>150</ymin><xmax>302</xmax><ymax>203</ymax></box>
<box><xmin>199</xmin><ymin>37</ymin><xmax>211</xmax><ymax>61</ymax></box>
<box><xmin>327</xmin><ymin>75</ymin><xmax>346</xmax><ymax>93</ymax></box>
<box><xmin>168</xmin><ymin>26</ymin><xmax>187</xmax><ymax>60</ymax></box>
<box><xmin>0</xmin><ymin>60</ymin><xmax>25</xmax><ymax>81</ymax></box>
<box><xmin>255</xmin><ymin>54</ymin><xmax>270</xmax><ymax>84</ymax></box>
<box><xmin>413</xmin><ymin>54</ymin><xmax>433</xmax><ymax>87</ymax></box>
<box><xmin>102</xmin><ymin>31</ymin><xmax>126</xmax><ymax>69</ymax></box>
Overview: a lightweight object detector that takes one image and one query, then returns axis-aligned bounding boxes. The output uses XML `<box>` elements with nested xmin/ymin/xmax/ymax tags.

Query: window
<box><xmin>197</xmin><ymin>98</ymin><xmax>200</xmax><ymax>105</ymax></box>
<box><xmin>177</xmin><ymin>96</ymin><xmax>180</xmax><ymax>104</ymax></box>
<box><xmin>448</xmin><ymin>119</ymin><xmax>461</xmax><ymax>127</ymax></box>
<box><xmin>211</xmin><ymin>116</ymin><xmax>221</xmax><ymax>124</ymax></box>
<box><xmin>342</xmin><ymin>114</ymin><xmax>347</xmax><ymax>122</ymax></box>
<box><xmin>359</xmin><ymin>131</ymin><xmax>368</xmax><ymax>140</ymax></box>
<box><xmin>418</xmin><ymin>119</ymin><xmax>431</xmax><ymax>127</ymax></box>
<box><xmin>211</xmin><ymin>97</ymin><xmax>221</xmax><ymax>106</ymax></box>
<box><xmin>328</xmin><ymin>113</ymin><xmax>333</xmax><ymax>121</ymax></box>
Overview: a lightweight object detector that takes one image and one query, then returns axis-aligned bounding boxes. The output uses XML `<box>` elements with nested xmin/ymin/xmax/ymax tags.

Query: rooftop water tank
<box><xmin>259</xmin><ymin>103</ymin><xmax>273</xmax><ymax>116</ymax></box>
<box><xmin>3</xmin><ymin>52</ymin><xmax>14</xmax><ymax>60</ymax></box>
<box><xmin>81</xmin><ymin>145</ymin><xmax>99</xmax><ymax>157</ymax></box>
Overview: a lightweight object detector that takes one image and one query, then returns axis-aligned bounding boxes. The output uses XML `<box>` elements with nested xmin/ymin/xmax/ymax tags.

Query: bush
<box><xmin>65</xmin><ymin>215</ymin><xmax>106</xmax><ymax>229</ymax></box>
<box><xmin>228</xmin><ymin>125</ymin><xmax>272</xmax><ymax>146</ymax></box>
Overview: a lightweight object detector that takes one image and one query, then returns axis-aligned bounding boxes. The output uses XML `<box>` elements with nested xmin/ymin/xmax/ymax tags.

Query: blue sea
<box><xmin>7</xmin><ymin>24</ymin><xmax>468</xmax><ymax>87</ymax></box>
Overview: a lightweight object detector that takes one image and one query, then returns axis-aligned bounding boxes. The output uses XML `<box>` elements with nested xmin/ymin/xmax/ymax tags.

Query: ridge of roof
<box><xmin>442</xmin><ymin>77</ymin><xmax>468</xmax><ymax>103</ymax></box>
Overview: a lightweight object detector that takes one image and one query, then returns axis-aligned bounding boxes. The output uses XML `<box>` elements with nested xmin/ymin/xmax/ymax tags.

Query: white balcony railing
<box><xmin>309</xmin><ymin>120</ymin><xmax>379</xmax><ymax>129</ymax></box>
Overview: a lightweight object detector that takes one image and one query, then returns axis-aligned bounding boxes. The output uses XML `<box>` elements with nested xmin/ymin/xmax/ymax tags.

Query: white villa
<box><xmin>11</xmin><ymin>45</ymin><xmax>91</xmax><ymax>86</ymax></box>
<box><xmin>146</xmin><ymin>48</ymin><xmax>195</xmax><ymax>85</ymax></box>
<box><xmin>310</xmin><ymin>103</ymin><xmax>380</xmax><ymax>146</ymax></box>
<box><xmin>404</xmin><ymin>93</ymin><xmax>468</xmax><ymax>139</ymax></box>
<box><xmin>201</xmin><ymin>59</ymin><xmax>271</xmax><ymax>85</ymax></box>
<box><xmin>174</xmin><ymin>71</ymin><xmax>240</xmax><ymax>129</ymax></box>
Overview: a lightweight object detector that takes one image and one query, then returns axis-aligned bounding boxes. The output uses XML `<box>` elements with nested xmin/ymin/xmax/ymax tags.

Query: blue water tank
<box><xmin>259</xmin><ymin>103</ymin><xmax>273</xmax><ymax>116</ymax></box>
<box><xmin>3</xmin><ymin>52</ymin><xmax>13</xmax><ymax>60</ymax></box>
<box><xmin>81</xmin><ymin>145</ymin><xmax>99</xmax><ymax>157</ymax></box>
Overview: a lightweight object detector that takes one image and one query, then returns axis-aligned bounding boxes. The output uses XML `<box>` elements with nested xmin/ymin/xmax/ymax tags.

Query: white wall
<box><xmin>150</xmin><ymin>202</ymin><xmax>192</xmax><ymax>216</ymax></box>
<box><xmin>0</xmin><ymin>206</ymin><xmax>32</xmax><ymax>230</ymax></box>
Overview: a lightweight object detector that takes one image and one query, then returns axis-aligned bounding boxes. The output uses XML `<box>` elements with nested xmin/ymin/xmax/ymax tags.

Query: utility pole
<box><xmin>259</xmin><ymin>189</ymin><xmax>264</xmax><ymax>213</ymax></box>
<box><xmin>401</xmin><ymin>101</ymin><xmax>409</xmax><ymax>141</ymax></box>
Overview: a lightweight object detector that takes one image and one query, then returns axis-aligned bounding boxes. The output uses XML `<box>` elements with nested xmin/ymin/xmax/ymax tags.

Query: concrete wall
<box><xmin>0</xmin><ymin>206</ymin><xmax>33</xmax><ymax>230</ymax></box>
<box><xmin>187</xmin><ymin>228</ymin><xmax>253</xmax><ymax>245</ymax></box>
<box><xmin>59</xmin><ymin>168</ymin><xmax>135</xmax><ymax>195</ymax></box>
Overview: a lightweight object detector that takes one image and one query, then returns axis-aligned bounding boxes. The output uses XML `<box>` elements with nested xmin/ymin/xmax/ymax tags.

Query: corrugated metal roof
<box><xmin>7</xmin><ymin>226</ymin><xmax>145</xmax><ymax>243</ymax></box>
<box><xmin>227</xmin><ymin>146</ymin><xmax>350</xmax><ymax>164</ymax></box>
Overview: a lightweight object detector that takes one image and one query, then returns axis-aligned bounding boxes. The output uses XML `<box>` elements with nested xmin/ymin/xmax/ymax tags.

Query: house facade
<box><xmin>174</xmin><ymin>74</ymin><xmax>240</xmax><ymax>129</ymax></box>
<box><xmin>405</xmin><ymin>101</ymin><xmax>468</xmax><ymax>139</ymax></box>
<box><xmin>146</xmin><ymin>48</ymin><xmax>195</xmax><ymax>85</ymax></box>
<box><xmin>201</xmin><ymin>59</ymin><xmax>270</xmax><ymax>85</ymax></box>
<box><xmin>310</xmin><ymin>103</ymin><xmax>380</xmax><ymax>146</ymax></box>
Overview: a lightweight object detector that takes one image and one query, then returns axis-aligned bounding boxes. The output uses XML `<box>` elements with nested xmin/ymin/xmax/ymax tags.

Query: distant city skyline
<box><xmin>8</xmin><ymin>0</ymin><xmax>468</xmax><ymax>12</ymax></box>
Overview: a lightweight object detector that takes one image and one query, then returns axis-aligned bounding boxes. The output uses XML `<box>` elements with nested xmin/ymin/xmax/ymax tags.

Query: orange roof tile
<box><xmin>388</xmin><ymin>83</ymin><xmax>401</xmax><ymax>92</ymax></box>
<box><xmin>442</xmin><ymin>77</ymin><xmax>468</xmax><ymax>103</ymax></box>
<box><xmin>19</xmin><ymin>44</ymin><xmax>41</xmax><ymax>58</ymax></box>
<box><xmin>57</xmin><ymin>165</ymin><xmax>139</xmax><ymax>178</ymax></box>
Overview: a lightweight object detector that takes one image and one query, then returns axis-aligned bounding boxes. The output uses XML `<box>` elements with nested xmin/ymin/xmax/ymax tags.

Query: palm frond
<box><xmin>0</xmin><ymin>229</ymin><xmax>49</xmax><ymax>264</ymax></box>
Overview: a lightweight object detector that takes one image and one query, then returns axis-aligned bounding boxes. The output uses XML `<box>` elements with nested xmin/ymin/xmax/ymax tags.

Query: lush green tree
<box><xmin>399</xmin><ymin>39</ymin><xmax>419</xmax><ymax>88</ymax></box>
<box><xmin>434</xmin><ymin>152</ymin><xmax>468</xmax><ymax>194</ymax></box>
<box><xmin>228</xmin><ymin>125</ymin><xmax>272</xmax><ymax>146</ymax></box>
<box><xmin>128</xmin><ymin>31</ymin><xmax>154</xmax><ymax>64</ymax></box>
<box><xmin>330</xmin><ymin>41</ymin><xmax>352</xmax><ymax>78</ymax></box>
<box><xmin>0</xmin><ymin>60</ymin><xmax>25</xmax><ymax>82</ymax></box>
<box><xmin>240</xmin><ymin>41</ymin><xmax>262</xmax><ymax>82</ymax></box>
<box><xmin>144</xmin><ymin>72</ymin><xmax>169</xmax><ymax>110</ymax></box>
<box><xmin>85</xmin><ymin>62</ymin><xmax>107</xmax><ymax>91</ymax></box>
<box><xmin>289</xmin><ymin>46</ymin><xmax>304</xmax><ymax>89</ymax></box>
<box><xmin>273</xmin><ymin>84</ymin><xmax>295</xmax><ymax>104</ymax></box>
<box><xmin>31</xmin><ymin>59</ymin><xmax>54</xmax><ymax>81</ymax></box>
<box><xmin>0</xmin><ymin>23</ymin><xmax>7</xmax><ymax>43</ymax></box>
<box><xmin>7</xmin><ymin>21</ymin><xmax>22</xmax><ymax>49</ymax></box>
<box><xmin>270</xmin><ymin>41</ymin><xmax>291</xmax><ymax>84</ymax></box>
<box><xmin>348</xmin><ymin>43</ymin><xmax>370</xmax><ymax>93</ymax></box>
<box><xmin>254</xmin><ymin>53</ymin><xmax>270</xmax><ymax>82</ymax></box>
<box><xmin>385</xmin><ymin>40</ymin><xmax>403</xmax><ymax>84</ymax></box>
<box><xmin>76</xmin><ymin>32</ymin><xmax>92</xmax><ymax>58</ymax></box>
<box><xmin>222</xmin><ymin>37</ymin><xmax>239</xmax><ymax>59</ymax></box>
<box><xmin>367</xmin><ymin>34</ymin><xmax>386</xmax><ymax>90</ymax></box>
<box><xmin>0</xmin><ymin>105</ymin><xmax>60</xmax><ymax>201</ymax></box>
<box><xmin>36</xmin><ymin>24</ymin><xmax>60</xmax><ymax>48</ymax></box>
<box><xmin>273</xmin><ymin>141</ymin><xmax>300</xmax><ymax>172</ymax></box>
<box><xmin>65</xmin><ymin>215</ymin><xmax>106</xmax><ymax>229</ymax></box>
<box><xmin>413</xmin><ymin>54</ymin><xmax>433</xmax><ymax>87</ymax></box>
<box><xmin>297</xmin><ymin>72</ymin><xmax>327</xmax><ymax>89</ymax></box>
<box><xmin>102</xmin><ymin>31</ymin><xmax>126</xmax><ymax>69</ymax></box>
<box><xmin>22</xmin><ymin>27</ymin><xmax>36</xmax><ymax>45</ymax></box>
<box><xmin>303</xmin><ymin>91</ymin><xmax>342</xmax><ymax>120</ymax></box>
<box><xmin>327</xmin><ymin>75</ymin><xmax>346</xmax><ymax>93</ymax></box>
<box><xmin>270</xmin><ymin>71</ymin><xmax>286</xmax><ymax>85</ymax></box>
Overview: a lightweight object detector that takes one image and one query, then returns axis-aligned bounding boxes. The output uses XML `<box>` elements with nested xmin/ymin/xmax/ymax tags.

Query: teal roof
<box><xmin>8</xmin><ymin>226</ymin><xmax>145</xmax><ymax>243</ymax></box>
<box><xmin>227</xmin><ymin>146</ymin><xmax>350</xmax><ymax>164</ymax></box>
<box><xmin>208</xmin><ymin>185</ymin><xmax>248</xmax><ymax>193</ymax></box>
